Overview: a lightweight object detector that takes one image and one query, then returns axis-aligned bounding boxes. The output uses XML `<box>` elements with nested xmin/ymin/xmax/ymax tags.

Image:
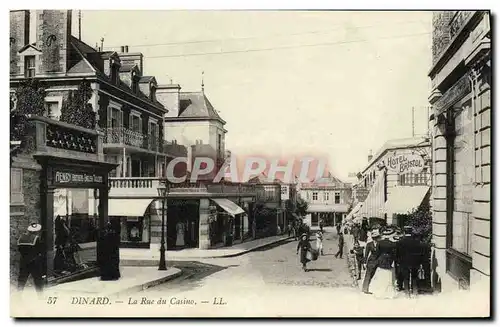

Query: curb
<box><xmin>121</xmin><ymin>236</ymin><xmax>295</xmax><ymax>266</ymax></box>
<box><xmin>107</xmin><ymin>267</ymin><xmax>183</xmax><ymax>296</ymax></box>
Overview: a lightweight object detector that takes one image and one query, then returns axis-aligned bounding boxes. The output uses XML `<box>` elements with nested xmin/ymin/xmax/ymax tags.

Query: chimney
<box><xmin>10</xmin><ymin>10</ymin><xmax>30</xmax><ymax>75</ymax></box>
<box><xmin>119</xmin><ymin>52</ymin><xmax>143</xmax><ymax>75</ymax></box>
<box><xmin>125</xmin><ymin>45</ymin><xmax>129</xmax><ymax>53</ymax></box>
<box><xmin>120</xmin><ymin>46</ymin><xmax>125</xmax><ymax>53</ymax></box>
<box><xmin>36</xmin><ymin>10</ymin><xmax>72</xmax><ymax>73</ymax></box>
<box><xmin>156</xmin><ymin>84</ymin><xmax>182</xmax><ymax>117</ymax></box>
<box><xmin>368</xmin><ymin>150</ymin><xmax>373</xmax><ymax>162</ymax></box>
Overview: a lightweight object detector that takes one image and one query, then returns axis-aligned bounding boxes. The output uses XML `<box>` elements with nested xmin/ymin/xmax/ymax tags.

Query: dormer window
<box><xmin>131</xmin><ymin>71</ymin><xmax>138</xmax><ymax>93</ymax></box>
<box><xmin>25</xmin><ymin>56</ymin><xmax>35</xmax><ymax>78</ymax></box>
<box><xmin>150</xmin><ymin>83</ymin><xmax>156</xmax><ymax>101</ymax></box>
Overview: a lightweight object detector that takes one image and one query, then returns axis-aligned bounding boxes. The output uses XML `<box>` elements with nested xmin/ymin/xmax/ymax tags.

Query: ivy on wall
<box><xmin>60</xmin><ymin>80</ymin><xmax>96</xmax><ymax>130</ymax></box>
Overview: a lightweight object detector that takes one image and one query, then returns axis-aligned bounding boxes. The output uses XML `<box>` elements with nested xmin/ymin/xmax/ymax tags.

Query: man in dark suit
<box><xmin>396</xmin><ymin>226</ymin><xmax>423</xmax><ymax>296</ymax></box>
<box><xmin>361</xmin><ymin>229</ymin><xmax>381</xmax><ymax>294</ymax></box>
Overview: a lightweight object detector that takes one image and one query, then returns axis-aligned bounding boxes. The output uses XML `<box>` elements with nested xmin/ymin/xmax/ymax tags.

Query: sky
<box><xmin>68</xmin><ymin>10</ymin><xmax>432</xmax><ymax>182</ymax></box>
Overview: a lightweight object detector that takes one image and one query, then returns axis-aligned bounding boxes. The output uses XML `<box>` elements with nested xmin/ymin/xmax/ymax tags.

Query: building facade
<box><xmin>299</xmin><ymin>177</ymin><xmax>352</xmax><ymax>227</ymax></box>
<box><xmin>428</xmin><ymin>11</ymin><xmax>491</xmax><ymax>291</ymax></box>
<box><xmin>345</xmin><ymin>137</ymin><xmax>432</xmax><ymax>226</ymax></box>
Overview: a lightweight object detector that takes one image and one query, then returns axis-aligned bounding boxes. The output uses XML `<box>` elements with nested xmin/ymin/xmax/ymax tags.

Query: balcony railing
<box><xmin>431</xmin><ymin>11</ymin><xmax>476</xmax><ymax>65</ymax></box>
<box><xmin>104</xmin><ymin>127</ymin><xmax>161</xmax><ymax>152</ymax></box>
<box><xmin>108</xmin><ymin>177</ymin><xmax>257</xmax><ymax>197</ymax></box>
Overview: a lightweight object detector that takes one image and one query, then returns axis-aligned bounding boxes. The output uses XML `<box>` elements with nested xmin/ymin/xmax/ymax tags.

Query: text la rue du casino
<box><xmin>62</xmin><ymin>296</ymin><xmax>227</xmax><ymax>306</ymax></box>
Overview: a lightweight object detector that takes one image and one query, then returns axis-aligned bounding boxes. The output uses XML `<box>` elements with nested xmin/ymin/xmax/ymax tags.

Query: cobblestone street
<box><xmin>142</xmin><ymin>229</ymin><xmax>353</xmax><ymax>295</ymax></box>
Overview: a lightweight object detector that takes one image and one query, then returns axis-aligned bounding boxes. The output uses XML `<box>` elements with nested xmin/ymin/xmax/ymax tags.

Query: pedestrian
<box><xmin>352</xmin><ymin>223</ymin><xmax>361</xmax><ymax>243</ymax></box>
<box><xmin>315</xmin><ymin>231</ymin><xmax>324</xmax><ymax>256</ymax></box>
<box><xmin>336</xmin><ymin>222</ymin><xmax>341</xmax><ymax>235</ymax></box>
<box><xmin>353</xmin><ymin>240</ymin><xmax>364</xmax><ymax>280</ymax></box>
<box><xmin>347</xmin><ymin>248</ymin><xmax>359</xmax><ymax>288</ymax></box>
<box><xmin>361</xmin><ymin>229</ymin><xmax>381</xmax><ymax>294</ymax></box>
<box><xmin>296</xmin><ymin>233</ymin><xmax>312</xmax><ymax>272</ymax></box>
<box><xmin>319</xmin><ymin>218</ymin><xmax>324</xmax><ymax>233</ymax></box>
<box><xmin>370</xmin><ymin>228</ymin><xmax>398</xmax><ymax>299</ymax></box>
<box><xmin>287</xmin><ymin>221</ymin><xmax>292</xmax><ymax>237</ymax></box>
<box><xmin>360</xmin><ymin>218</ymin><xmax>369</xmax><ymax>242</ymax></box>
<box><xmin>396</xmin><ymin>226</ymin><xmax>423</xmax><ymax>297</ymax></box>
<box><xmin>334</xmin><ymin>232</ymin><xmax>344</xmax><ymax>258</ymax></box>
<box><xmin>99</xmin><ymin>222</ymin><xmax>121</xmax><ymax>281</ymax></box>
<box><xmin>17</xmin><ymin>223</ymin><xmax>44</xmax><ymax>294</ymax></box>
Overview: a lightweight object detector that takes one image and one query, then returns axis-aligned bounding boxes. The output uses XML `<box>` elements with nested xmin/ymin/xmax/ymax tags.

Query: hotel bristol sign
<box><xmin>385</xmin><ymin>153</ymin><xmax>425</xmax><ymax>174</ymax></box>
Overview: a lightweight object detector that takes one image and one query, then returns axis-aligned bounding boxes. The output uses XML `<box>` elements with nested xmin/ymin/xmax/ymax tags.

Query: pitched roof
<box><xmin>177</xmin><ymin>92</ymin><xmax>226</xmax><ymax>124</ymax></box>
<box><xmin>139</xmin><ymin>76</ymin><xmax>156</xmax><ymax>83</ymax></box>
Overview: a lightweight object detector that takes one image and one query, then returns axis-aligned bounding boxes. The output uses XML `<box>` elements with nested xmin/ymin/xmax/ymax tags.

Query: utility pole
<box><xmin>412</xmin><ymin>106</ymin><xmax>415</xmax><ymax>137</ymax></box>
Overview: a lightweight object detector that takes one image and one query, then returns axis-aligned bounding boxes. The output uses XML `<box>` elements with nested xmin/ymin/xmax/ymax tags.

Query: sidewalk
<box><xmin>44</xmin><ymin>266</ymin><xmax>182</xmax><ymax>297</ymax></box>
<box><xmin>121</xmin><ymin>234</ymin><xmax>294</xmax><ymax>265</ymax></box>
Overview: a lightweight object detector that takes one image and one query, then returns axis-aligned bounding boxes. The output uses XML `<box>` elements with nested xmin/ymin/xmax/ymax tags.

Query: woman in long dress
<box><xmin>370</xmin><ymin>228</ymin><xmax>398</xmax><ymax>299</ymax></box>
<box><xmin>296</xmin><ymin>233</ymin><xmax>312</xmax><ymax>272</ymax></box>
<box><xmin>176</xmin><ymin>221</ymin><xmax>185</xmax><ymax>247</ymax></box>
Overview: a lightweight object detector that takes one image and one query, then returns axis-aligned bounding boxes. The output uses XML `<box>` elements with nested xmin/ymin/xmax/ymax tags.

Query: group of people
<box><xmin>349</xmin><ymin>223</ymin><xmax>427</xmax><ymax>299</ymax></box>
<box><xmin>294</xmin><ymin>220</ymin><xmax>346</xmax><ymax>272</ymax></box>
<box><xmin>16</xmin><ymin>218</ymin><xmax>122</xmax><ymax>294</ymax></box>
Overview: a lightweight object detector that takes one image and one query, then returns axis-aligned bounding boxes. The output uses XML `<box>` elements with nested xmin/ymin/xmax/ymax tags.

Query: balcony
<box><xmin>108</xmin><ymin>177</ymin><xmax>257</xmax><ymax>199</ymax></box>
<box><xmin>104</xmin><ymin>127</ymin><xmax>161</xmax><ymax>153</ymax></box>
<box><xmin>431</xmin><ymin>11</ymin><xmax>476</xmax><ymax>67</ymax></box>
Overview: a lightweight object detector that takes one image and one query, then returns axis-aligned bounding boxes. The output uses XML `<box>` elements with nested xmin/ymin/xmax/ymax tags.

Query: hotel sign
<box><xmin>385</xmin><ymin>153</ymin><xmax>425</xmax><ymax>174</ymax></box>
<box><xmin>53</xmin><ymin>170</ymin><xmax>105</xmax><ymax>187</ymax></box>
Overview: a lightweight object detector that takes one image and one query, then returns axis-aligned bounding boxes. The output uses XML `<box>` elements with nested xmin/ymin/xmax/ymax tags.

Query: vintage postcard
<box><xmin>9</xmin><ymin>9</ymin><xmax>491</xmax><ymax>318</ymax></box>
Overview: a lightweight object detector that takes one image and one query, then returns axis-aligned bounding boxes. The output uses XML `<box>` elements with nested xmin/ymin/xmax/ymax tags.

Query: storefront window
<box><xmin>451</xmin><ymin>100</ymin><xmax>474</xmax><ymax>255</ymax></box>
<box><xmin>117</xmin><ymin>216</ymin><xmax>151</xmax><ymax>246</ymax></box>
<box><xmin>52</xmin><ymin>188</ymin><xmax>97</xmax><ymax>278</ymax></box>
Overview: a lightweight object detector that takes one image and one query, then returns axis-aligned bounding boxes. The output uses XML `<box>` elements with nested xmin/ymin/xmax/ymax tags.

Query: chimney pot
<box><xmin>120</xmin><ymin>46</ymin><xmax>125</xmax><ymax>53</ymax></box>
<box><xmin>125</xmin><ymin>45</ymin><xmax>129</xmax><ymax>53</ymax></box>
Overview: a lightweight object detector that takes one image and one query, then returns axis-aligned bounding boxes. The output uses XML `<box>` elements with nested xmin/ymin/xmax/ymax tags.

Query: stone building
<box><xmin>428</xmin><ymin>11</ymin><xmax>491</xmax><ymax>291</ymax></box>
<box><xmin>299</xmin><ymin>176</ymin><xmax>352</xmax><ymax>227</ymax></box>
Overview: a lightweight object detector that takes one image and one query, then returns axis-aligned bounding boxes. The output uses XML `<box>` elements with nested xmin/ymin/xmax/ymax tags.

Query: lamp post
<box><xmin>157</xmin><ymin>181</ymin><xmax>169</xmax><ymax>271</ymax></box>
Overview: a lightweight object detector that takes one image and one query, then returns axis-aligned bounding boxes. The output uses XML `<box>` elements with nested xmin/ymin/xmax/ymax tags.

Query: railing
<box><xmin>109</xmin><ymin>177</ymin><xmax>257</xmax><ymax>195</ymax></box>
<box><xmin>104</xmin><ymin>127</ymin><xmax>163</xmax><ymax>153</ymax></box>
<box><xmin>14</xmin><ymin>115</ymin><xmax>101</xmax><ymax>155</ymax></box>
<box><xmin>431</xmin><ymin>11</ymin><xmax>476</xmax><ymax>65</ymax></box>
<box><xmin>398</xmin><ymin>172</ymin><xmax>431</xmax><ymax>186</ymax></box>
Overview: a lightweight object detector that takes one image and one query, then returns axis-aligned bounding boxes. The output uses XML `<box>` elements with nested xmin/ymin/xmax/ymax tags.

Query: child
<box><xmin>315</xmin><ymin>231</ymin><xmax>324</xmax><ymax>256</ymax></box>
<box><xmin>347</xmin><ymin>249</ymin><xmax>359</xmax><ymax>287</ymax></box>
<box><xmin>353</xmin><ymin>241</ymin><xmax>364</xmax><ymax>280</ymax></box>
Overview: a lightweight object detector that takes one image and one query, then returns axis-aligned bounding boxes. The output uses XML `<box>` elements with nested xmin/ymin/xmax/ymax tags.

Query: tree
<box><xmin>11</xmin><ymin>79</ymin><xmax>46</xmax><ymax>144</ymax></box>
<box><xmin>13</xmin><ymin>79</ymin><xmax>46</xmax><ymax>116</ymax></box>
<box><xmin>406</xmin><ymin>193</ymin><xmax>432</xmax><ymax>243</ymax></box>
<box><xmin>295</xmin><ymin>195</ymin><xmax>309</xmax><ymax>217</ymax></box>
<box><xmin>60</xmin><ymin>80</ymin><xmax>96</xmax><ymax>129</ymax></box>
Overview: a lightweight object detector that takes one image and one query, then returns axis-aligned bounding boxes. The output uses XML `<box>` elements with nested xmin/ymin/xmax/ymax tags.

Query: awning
<box><xmin>108</xmin><ymin>199</ymin><xmax>154</xmax><ymax>217</ymax></box>
<box><xmin>384</xmin><ymin>186</ymin><xmax>430</xmax><ymax>216</ymax></box>
<box><xmin>211</xmin><ymin>198</ymin><xmax>245</xmax><ymax>217</ymax></box>
<box><xmin>344</xmin><ymin>202</ymin><xmax>363</xmax><ymax>221</ymax></box>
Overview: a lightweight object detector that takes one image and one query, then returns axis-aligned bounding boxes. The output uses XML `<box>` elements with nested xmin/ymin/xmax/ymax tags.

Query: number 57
<box><xmin>47</xmin><ymin>297</ymin><xmax>58</xmax><ymax>304</ymax></box>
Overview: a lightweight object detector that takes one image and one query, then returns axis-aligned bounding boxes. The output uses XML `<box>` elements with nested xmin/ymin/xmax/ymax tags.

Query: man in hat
<box><xmin>396</xmin><ymin>226</ymin><xmax>423</xmax><ymax>296</ymax></box>
<box><xmin>17</xmin><ymin>223</ymin><xmax>44</xmax><ymax>293</ymax></box>
<box><xmin>362</xmin><ymin>228</ymin><xmax>381</xmax><ymax>294</ymax></box>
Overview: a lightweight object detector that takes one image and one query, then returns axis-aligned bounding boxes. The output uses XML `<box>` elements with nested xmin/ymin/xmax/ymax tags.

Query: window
<box><xmin>24</xmin><ymin>56</ymin><xmax>35</xmax><ymax>78</ymax></box>
<box><xmin>10</xmin><ymin>168</ymin><xmax>24</xmax><ymax>205</ymax></box>
<box><xmin>335</xmin><ymin>192</ymin><xmax>341</xmax><ymax>204</ymax></box>
<box><xmin>312</xmin><ymin>192</ymin><xmax>318</xmax><ymax>201</ymax></box>
<box><xmin>148</xmin><ymin>120</ymin><xmax>158</xmax><ymax>151</ymax></box>
<box><xmin>450</xmin><ymin>100</ymin><xmax>474</xmax><ymax>256</ymax></box>
<box><xmin>217</xmin><ymin>134</ymin><xmax>222</xmax><ymax>156</ymax></box>
<box><xmin>46</xmin><ymin>101</ymin><xmax>61</xmax><ymax>120</ymax></box>
<box><xmin>324</xmin><ymin>192</ymin><xmax>329</xmax><ymax>201</ymax></box>
<box><xmin>130</xmin><ymin>113</ymin><xmax>141</xmax><ymax>133</ymax></box>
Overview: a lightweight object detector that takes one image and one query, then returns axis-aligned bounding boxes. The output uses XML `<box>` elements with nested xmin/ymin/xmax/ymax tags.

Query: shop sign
<box><xmin>280</xmin><ymin>185</ymin><xmax>290</xmax><ymax>201</ymax></box>
<box><xmin>385</xmin><ymin>153</ymin><xmax>425</xmax><ymax>174</ymax></box>
<box><xmin>54</xmin><ymin>170</ymin><xmax>105</xmax><ymax>186</ymax></box>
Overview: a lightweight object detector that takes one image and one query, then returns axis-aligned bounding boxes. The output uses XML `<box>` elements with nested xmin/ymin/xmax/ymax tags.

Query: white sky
<box><xmin>72</xmin><ymin>10</ymin><xmax>432</xmax><ymax>181</ymax></box>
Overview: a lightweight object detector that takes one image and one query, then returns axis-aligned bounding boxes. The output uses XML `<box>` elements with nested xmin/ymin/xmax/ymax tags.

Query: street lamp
<box><xmin>157</xmin><ymin>181</ymin><xmax>170</xmax><ymax>271</ymax></box>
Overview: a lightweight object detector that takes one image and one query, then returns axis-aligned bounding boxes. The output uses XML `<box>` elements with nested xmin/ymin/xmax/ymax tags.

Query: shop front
<box><xmin>36</xmin><ymin>156</ymin><xmax>116</xmax><ymax>284</ymax></box>
<box><xmin>107</xmin><ymin>199</ymin><xmax>155</xmax><ymax>248</ymax></box>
